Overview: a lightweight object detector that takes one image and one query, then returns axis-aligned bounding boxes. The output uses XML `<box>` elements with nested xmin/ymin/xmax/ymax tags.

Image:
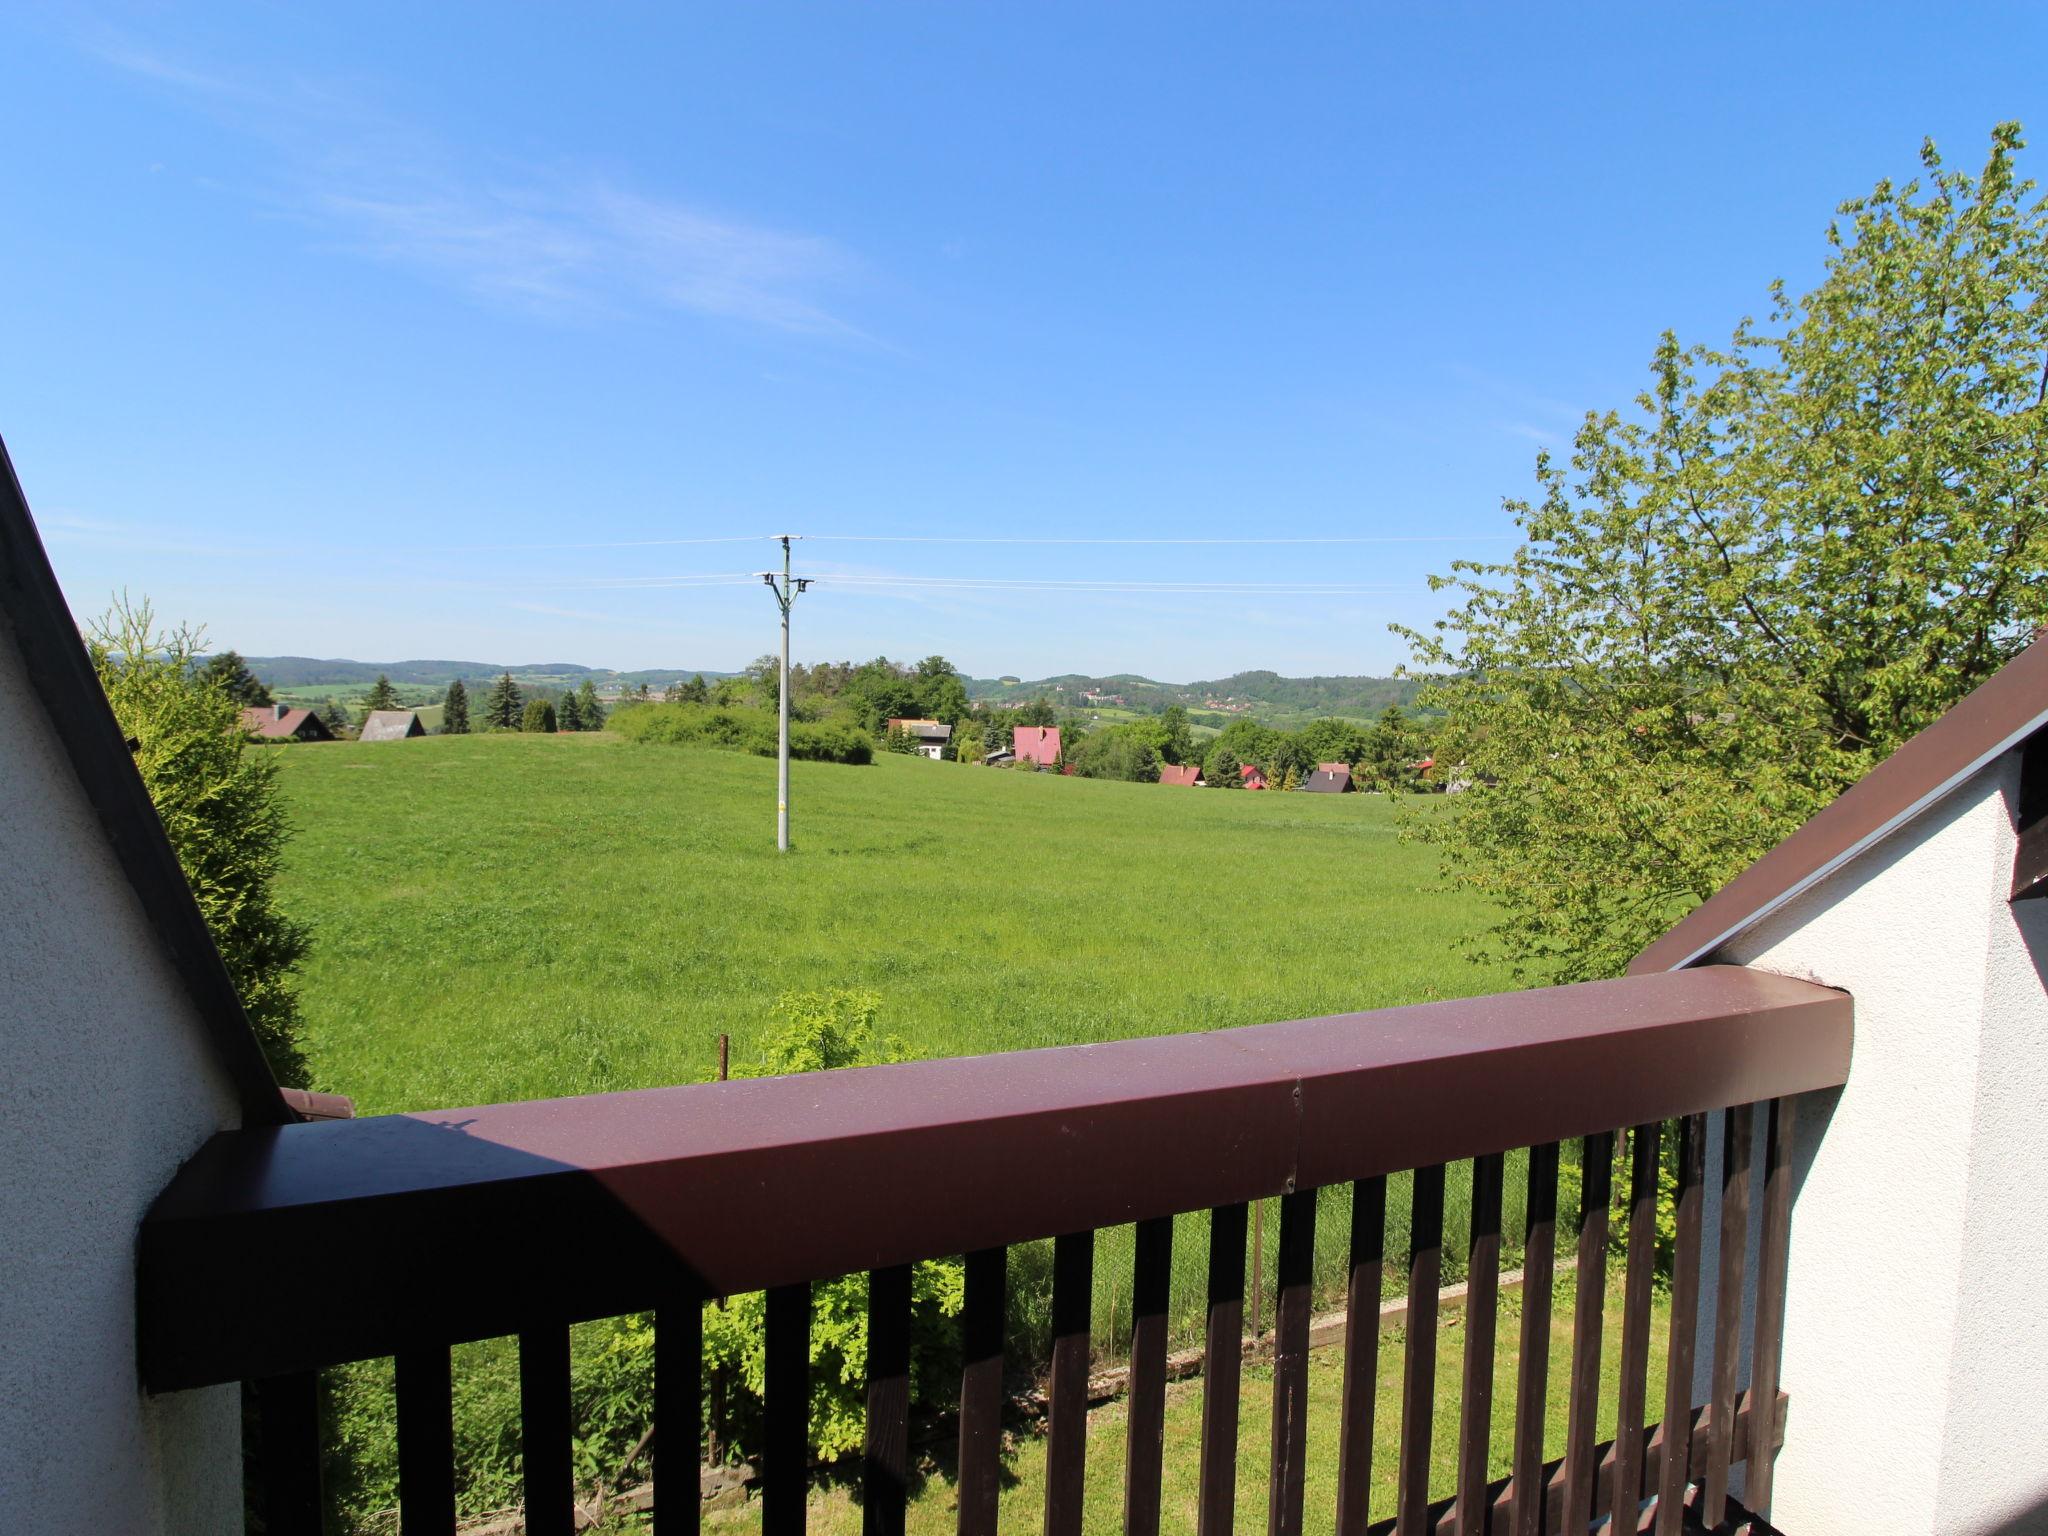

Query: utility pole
<box><xmin>760</xmin><ymin>536</ymin><xmax>811</xmax><ymax>852</ymax></box>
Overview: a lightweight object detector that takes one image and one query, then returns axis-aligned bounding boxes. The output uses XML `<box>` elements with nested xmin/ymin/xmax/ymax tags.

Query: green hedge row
<box><xmin>609</xmin><ymin>702</ymin><xmax>874</xmax><ymax>764</ymax></box>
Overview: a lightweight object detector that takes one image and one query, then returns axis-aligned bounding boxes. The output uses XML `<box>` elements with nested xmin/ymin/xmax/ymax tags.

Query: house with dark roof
<box><xmin>1300</xmin><ymin>762</ymin><xmax>1353</xmax><ymax>793</ymax></box>
<box><xmin>1159</xmin><ymin>763</ymin><xmax>1202</xmax><ymax>787</ymax></box>
<box><xmin>1014</xmin><ymin>725</ymin><xmax>1061</xmax><ymax>768</ymax></box>
<box><xmin>237</xmin><ymin>704</ymin><xmax>334</xmax><ymax>742</ymax></box>
<box><xmin>359</xmin><ymin>709</ymin><xmax>426</xmax><ymax>742</ymax></box>
<box><xmin>886</xmin><ymin>718</ymin><xmax>952</xmax><ymax>760</ymax></box>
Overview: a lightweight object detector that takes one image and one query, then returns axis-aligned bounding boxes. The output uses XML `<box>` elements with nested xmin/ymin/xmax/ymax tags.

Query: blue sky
<box><xmin>5</xmin><ymin>3</ymin><xmax>2044</xmax><ymax>680</ymax></box>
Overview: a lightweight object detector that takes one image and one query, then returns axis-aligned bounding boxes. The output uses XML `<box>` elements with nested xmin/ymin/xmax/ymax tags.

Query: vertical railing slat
<box><xmin>1396</xmin><ymin>1164</ymin><xmax>1446</xmax><ymax>1536</ymax></box>
<box><xmin>655</xmin><ymin>1289</ymin><xmax>703</xmax><ymax>1536</ymax></box>
<box><xmin>1744</xmin><ymin>1096</ymin><xmax>1798</xmax><ymax>1518</ymax></box>
<box><xmin>1268</xmin><ymin>1189</ymin><xmax>1318</xmax><ymax>1536</ymax></box>
<box><xmin>1045</xmin><ymin>1230</ymin><xmax>1095</xmax><ymax>1536</ymax></box>
<box><xmin>520</xmin><ymin>1324</ymin><xmax>575</xmax><ymax>1536</ymax></box>
<box><xmin>1125</xmin><ymin>1217</ymin><xmax>1174</xmax><ymax>1536</ymax></box>
<box><xmin>957</xmin><ymin>1247</ymin><xmax>1007</xmax><ymax>1536</ymax></box>
<box><xmin>396</xmin><ymin>1344</ymin><xmax>455</xmax><ymax>1535</ymax></box>
<box><xmin>865</xmin><ymin>1264</ymin><xmax>913</xmax><ymax>1536</ymax></box>
<box><xmin>1612</xmin><ymin>1123</ymin><xmax>1660</xmax><ymax>1534</ymax></box>
<box><xmin>765</xmin><ymin>1282</ymin><xmax>813</xmax><ymax>1536</ymax></box>
<box><xmin>1336</xmin><ymin>1176</ymin><xmax>1386</xmax><ymax>1536</ymax></box>
<box><xmin>1511</xmin><ymin>1142</ymin><xmax>1559</xmax><ymax>1536</ymax></box>
<box><xmin>1703</xmin><ymin>1104</ymin><xmax>1755</xmax><ymax>1525</ymax></box>
<box><xmin>1199</xmin><ymin>1202</ymin><xmax>1249</xmax><ymax>1536</ymax></box>
<box><xmin>253</xmin><ymin>1370</ymin><xmax>323</xmax><ymax>1536</ymax></box>
<box><xmin>1561</xmin><ymin>1131</ymin><xmax>1614</xmax><ymax>1533</ymax></box>
<box><xmin>1455</xmin><ymin>1153</ymin><xmax>1505</xmax><ymax>1535</ymax></box>
<box><xmin>1654</xmin><ymin>1115</ymin><xmax>1706</xmax><ymax>1535</ymax></box>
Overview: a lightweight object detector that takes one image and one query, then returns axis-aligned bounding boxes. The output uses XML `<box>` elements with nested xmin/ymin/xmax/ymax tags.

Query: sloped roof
<box><xmin>239</xmin><ymin>705</ymin><xmax>320</xmax><ymax>739</ymax></box>
<box><xmin>1159</xmin><ymin>763</ymin><xmax>1201</xmax><ymax>786</ymax></box>
<box><xmin>0</xmin><ymin>436</ymin><xmax>293</xmax><ymax>1125</ymax></box>
<box><xmin>1301</xmin><ymin>765</ymin><xmax>1352</xmax><ymax>793</ymax></box>
<box><xmin>887</xmin><ymin>717</ymin><xmax>951</xmax><ymax>740</ymax></box>
<box><xmin>1632</xmin><ymin>634</ymin><xmax>2048</xmax><ymax>974</ymax></box>
<box><xmin>359</xmin><ymin>709</ymin><xmax>424</xmax><ymax>741</ymax></box>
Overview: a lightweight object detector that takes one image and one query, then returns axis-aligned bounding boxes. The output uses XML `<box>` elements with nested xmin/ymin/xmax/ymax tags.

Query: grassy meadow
<box><xmin>274</xmin><ymin>732</ymin><xmax>1510</xmax><ymax>1117</ymax></box>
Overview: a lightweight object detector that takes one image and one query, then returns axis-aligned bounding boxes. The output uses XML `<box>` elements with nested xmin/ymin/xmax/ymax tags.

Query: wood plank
<box><xmin>1046</xmin><ymin>1230</ymin><xmax>1096</xmax><ymax>1536</ymax></box>
<box><xmin>1199</xmin><ymin>1202</ymin><xmax>1249</xmax><ymax>1536</ymax></box>
<box><xmin>254</xmin><ymin>1371</ymin><xmax>323</xmax><ymax>1536</ymax></box>
<box><xmin>957</xmin><ymin>1247</ymin><xmax>1007</xmax><ymax>1536</ymax></box>
<box><xmin>1561</xmin><ymin>1132</ymin><xmax>1613</xmax><ymax>1533</ymax></box>
<box><xmin>1655</xmin><ymin>1115</ymin><xmax>1705</xmax><ymax>1535</ymax></box>
<box><xmin>865</xmin><ymin>1264</ymin><xmax>913</xmax><ymax>1536</ymax></box>
<box><xmin>1744</xmin><ymin>1096</ymin><xmax>1797</xmax><ymax>1517</ymax></box>
<box><xmin>1268</xmin><ymin>1189</ymin><xmax>1318</xmax><ymax>1536</ymax></box>
<box><xmin>520</xmin><ymin>1323</ymin><xmax>575</xmax><ymax>1536</ymax></box>
<box><xmin>1456</xmin><ymin>1154</ymin><xmax>1505</xmax><ymax>1534</ymax></box>
<box><xmin>1337</xmin><ymin>1177</ymin><xmax>1387</xmax><ymax>1536</ymax></box>
<box><xmin>396</xmin><ymin>1344</ymin><xmax>455</xmax><ymax>1535</ymax></box>
<box><xmin>1126</xmin><ymin>1217</ymin><xmax>1174</xmax><ymax>1536</ymax></box>
<box><xmin>1702</xmin><ymin>1104</ymin><xmax>1754</xmax><ymax>1524</ymax></box>
<box><xmin>765</xmin><ymin>1283</ymin><xmax>813</xmax><ymax>1536</ymax></box>
<box><xmin>1611</xmin><ymin>1123</ymin><xmax>1660</xmax><ymax>1534</ymax></box>
<box><xmin>1360</xmin><ymin>1392</ymin><xmax>1789</xmax><ymax>1536</ymax></box>
<box><xmin>1397</xmin><ymin>1165</ymin><xmax>1447</xmax><ymax>1536</ymax></box>
<box><xmin>655</xmin><ymin>1290</ymin><xmax>703</xmax><ymax>1536</ymax></box>
<box><xmin>1511</xmin><ymin>1143</ymin><xmax>1558</xmax><ymax>1536</ymax></box>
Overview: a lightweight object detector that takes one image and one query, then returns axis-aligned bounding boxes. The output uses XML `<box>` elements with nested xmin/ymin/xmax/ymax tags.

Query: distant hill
<box><xmin>238</xmin><ymin>657</ymin><xmax>735</xmax><ymax>689</ymax></box>
<box><xmin>965</xmin><ymin>669</ymin><xmax>1428</xmax><ymax>723</ymax></box>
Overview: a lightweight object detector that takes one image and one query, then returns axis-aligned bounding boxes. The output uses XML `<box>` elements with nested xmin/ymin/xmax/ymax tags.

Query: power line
<box><xmin>804</xmin><ymin>533</ymin><xmax>1512</xmax><ymax>546</ymax></box>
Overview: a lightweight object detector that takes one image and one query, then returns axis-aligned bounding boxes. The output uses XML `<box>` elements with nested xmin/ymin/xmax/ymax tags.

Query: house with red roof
<box><xmin>1158</xmin><ymin>763</ymin><xmax>1202</xmax><ymax>787</ymax></box>
<box><xmin>1239</xmin><ymin>764</ymin><xmax>1268</xmax><ymax>790</ymax></box>
<box><xmin>237</xmin><ymin>704</ymin><xmax>335</xmax><ymax>743</ymax></box>
<box><xmin>1013</xmin><ymin>725</ymin><xmax>1061</xmax><ymax>768</ymax></box>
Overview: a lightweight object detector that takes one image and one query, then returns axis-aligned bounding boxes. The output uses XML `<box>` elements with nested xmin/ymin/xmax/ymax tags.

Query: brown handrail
<box><xmin>137</xmin><ymin>964</ymin><xmax>1849</xmax><ymax>1392</ymax></box>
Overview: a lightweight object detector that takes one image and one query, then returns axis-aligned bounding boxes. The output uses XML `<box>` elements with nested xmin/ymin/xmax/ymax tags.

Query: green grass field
<box><xmin>274</xmin><ymin>732</ymin><xmax>1510</xmax><ymax>1117</ymax></box>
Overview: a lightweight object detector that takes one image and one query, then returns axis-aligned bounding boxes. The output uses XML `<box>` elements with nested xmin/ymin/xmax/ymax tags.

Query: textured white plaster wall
<box><xmin>0</xmin><ymin>622</ymin><xmax>245</xmax><ymax>1534</ymax></box>
<box><xmin>1711</xmin><ymin>753</ymin><xmax>2048</xmax><ymax>1534</ymax></box>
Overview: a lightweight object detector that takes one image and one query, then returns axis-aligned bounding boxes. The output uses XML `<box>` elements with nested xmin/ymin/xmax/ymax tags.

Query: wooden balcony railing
<box><xmin>138</xmin><ymin>964</ymin><xmax>1851</xmax><ymax>1535</ymax></box>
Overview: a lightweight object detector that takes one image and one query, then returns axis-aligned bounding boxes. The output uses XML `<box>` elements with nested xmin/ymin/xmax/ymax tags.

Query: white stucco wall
<box><xmin>1702</xmin><ymin>751</ymin><xmax>2048</xmax><ymax>1534</ymax></box>
<box><xmin>0</xmin><ymin>622</ymin><xmax>246</xmax><ymax>1533</ymax></box>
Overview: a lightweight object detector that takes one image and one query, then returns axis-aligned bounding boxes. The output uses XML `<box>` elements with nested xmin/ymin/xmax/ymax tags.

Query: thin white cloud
<box><xmin>88</xmin><ymin>38</ymin><xmax>861</xmax><ymax>335</ymax></box>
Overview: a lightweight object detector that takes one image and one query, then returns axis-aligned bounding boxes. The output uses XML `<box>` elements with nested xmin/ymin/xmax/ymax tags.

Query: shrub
<box><xmin>87</xmin><ymin>599</ymin><xmax>310</xmax><ymax>1087</ymax></box>
<box><xmin>610</xmin><ymin>702</ymin><xmax>874</xmax><ymax>764</ymax></box>
<box><xmin>521</xmin><ymin>698</ymin><xmax>558</xmax><ymax>734</ymax></box>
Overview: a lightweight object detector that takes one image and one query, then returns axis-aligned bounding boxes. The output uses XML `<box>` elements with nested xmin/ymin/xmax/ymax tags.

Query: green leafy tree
<box><xmin>1157</xmin><ymin>704</ymin><xmax>1195</xmax><ymax>766</ymax></box>
<box><xmin>441</xmin><ymin>678</ymin><xmax>470</xmax><ymax>735</ymax></box>
<box><xmin>198</xmin><ymin>649</ymin><xmax>273</xmax><ymax>707</ymax></box>
<box><xmin>883</xmin><ymin>724</ymin><xmax>917</xmax><ymax>754</ymax></box>
<box><xmin>1013</xmin><ymin>695</ymin><xmax>1057</xmax><ymax>727</ymax></box>
<box><xmin>87</xmin><ymin>599</ymin><xmax>310</xmax><ymax>1087</ymax></box>
<box><xmin>951</xmin><ymin>720</ymin><xmax>985</xmax><ymax>764</ymax></box>
<box><xmin>704</xmin><ymin>991</ymin><xmax>962</xmax><ymax>1460</ymax></box>
<box><xmin>1356</xmin><ymin>705</ymin><xmax>1420</xmax><ymax>793</ymax></box>
<box><xmin>1400</xmin><ymin>125</ymin><xmax>2048</xmax><ymax>983</ymax></box>
<box><xmin>1068</xmin><ymin>724</ymin><xmax>1161</xmax><ymax>782</ymax></box>
<box><xmin>1200</xmin><ymin>743</ymin><xmax>1243</xmax><ymax>788</ymax></box>
<box><xmin>482</xmin><ymin>672</ymin><xmax>524</xmax><ymax>731</ymax></box>
<box><xmin>317</xmin><ymin>698</ymin><xmax>352</xmax><ymax>738</ymax></box>
<box><xmin>362</xmin><ymin>674</ymin><xmax>400</xmax><ymax>713</ymax></box>
<box><xmin>678</xmin><ymin>673</ymin><xmax>710</xmax><ymax>704</ymax></box>
<box><xmin>577</xmin><ymin>678</ymin><xmax>604</xmax><ymax>728</ymax></box>
<box><xmin>521</xmin><ymin>697</ymin><xmax>558</xmax><ymax>734</ymax></box>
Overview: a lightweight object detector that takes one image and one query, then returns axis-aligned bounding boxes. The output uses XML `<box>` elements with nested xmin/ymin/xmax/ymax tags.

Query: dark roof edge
<box><xmin>1631</xmin><ymin>634</ymin><xmax>2048</xmax><ymax>975</ymax></box>
<box><xmin>0</xmin><ymin>436</ymin><xmax>295</xmax><ymax>1126</ymax></box>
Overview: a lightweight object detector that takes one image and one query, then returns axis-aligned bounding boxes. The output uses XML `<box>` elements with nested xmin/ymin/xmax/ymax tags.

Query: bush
<box><xmin>521</xmin><ymin>698</ymin><xmax>558</xmax><ymax>734</ymax></box>
<box><xmin>610</xmin><ymin>702</ymin><xmax>873</xmax><ymax>764</ymax></box>
<box><xmin>319</xmin><ymin>991</ymin><xmax>959</xmax><ymax>1528</ymax></box>
<box><xmin>87</xmin><ymin>599</ymin><xmax>310</xmax><ymax>1087</ymax></box>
